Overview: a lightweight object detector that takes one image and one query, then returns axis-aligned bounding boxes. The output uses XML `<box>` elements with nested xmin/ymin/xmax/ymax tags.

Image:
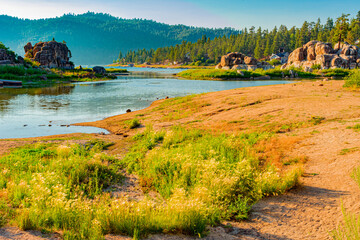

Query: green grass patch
<box><xmin>0</xmin><ymin>127</ymin><xmax>302</xmax><ymax>239</ymax></box>
<box><xmin>340</xmin><ymin>147</ymin><xmax>360</xmax><ymax>155</ymax></box>
<box><xmin>122</xmin><ymin>126</ymin><xmax>302</xmax><ymax>219</ymax></box>
<box><xmin>105</xmin><ymin>68</ymin><xmax>128</xmax><ymax>73</ymax></box>
<box><xmin>322</xmin><ymin>68</ymin><xmax>351</xmax><ymax>77</ymax></box>
<box><xmin>347</xmin><ymin>124</ymin><xmax>360</xmax><ymax>131</ymax></box>
<box><xmin>177</xmin><ymin>69</ymin><xmax>262</xmax><ymax>80</ymax></box>
<box><xmin>125</xmin><ymin>118</ymin><xmax>141</xmax><ymax>129</ymax></box>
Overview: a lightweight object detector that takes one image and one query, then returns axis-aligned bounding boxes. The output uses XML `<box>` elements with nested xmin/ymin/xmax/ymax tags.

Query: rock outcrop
<box><xmin>24</xmin><ymin>41</ymin><xmax>74</xmax><ymax>69</ymax></box>
<box><xmin>216</xmin><ymin>52</ymin><xmax>273</xmax><ymax>70</ymax></box>
<box><xmin>285</xmin><ymin>40</ymin><xmax>360</xmax><ymax>70</ymax></box>
<box><xmin>0</xmin><ymin>49</ymin><xmax>16</xmax><ymax>65</ymax></box>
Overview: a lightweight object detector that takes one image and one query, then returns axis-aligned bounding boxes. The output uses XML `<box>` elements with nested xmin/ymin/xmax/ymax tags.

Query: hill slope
<box><xmin>0</xmin><ymin>12</ymin><xmax>238</xmax><ymax>65</ymax></box>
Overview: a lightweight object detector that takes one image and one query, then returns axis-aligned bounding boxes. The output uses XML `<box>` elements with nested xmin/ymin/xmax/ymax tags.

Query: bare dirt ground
<box><xmin>1</xmin><ymin>80</ymin><xmax>360</xmax><ymax>239</ymax></box>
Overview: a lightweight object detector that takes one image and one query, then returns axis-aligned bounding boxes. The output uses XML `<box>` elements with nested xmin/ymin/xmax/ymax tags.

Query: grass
<box><xmin>344</xmin><ymin>70</ymin><xmax>360</xmax><ymax>89</ymax></box>
<box><xmin>331</xmin><ymin>162</ymin><xmax>360</xmax><ymax>239</ymax></box>
<box><xmin>339</xmin><ymin>147</ymin><xmax>359</xmax><ymax>155</ymax></box>
<box><xmin>125</xmin><ymin>118</ymin><xmax>141</xmax><ymax>129</ymax></box>
<box><xmin>347</xmin><ymin>124</ymin><xmax>360</xmax><ymax>131</ymax></box>
<box><xmin>177</xmin><ymin>69</ymin><xmax>262</xmax><ymax>80</ymax></box>
<box><xmin>0</xmin><ymin>126</ymin><xmax>302</xmax><ymax>239</ymax></box>
<box><xmin>322</xmin><ymin>68</ymin><xmax>352</xmax><ymax>77</ymax></box>
<box><xmin>177</xmin><ymin>67</ymin><xmax>318</xmax><ymax>80</ymax></box>
<box><xmin>0</xmin><ymin>65</ymin><xmax>118</xmax><ymax>85</ymax></box>
<box><xmin>105</xmin><ymin>68</ymin><xmax>128</xmax><ymax>73</ymax></box>
<box><xmin>331</xmin><ymin>205</ymin><xmax>360</xmax><ymax>240</ymax></box>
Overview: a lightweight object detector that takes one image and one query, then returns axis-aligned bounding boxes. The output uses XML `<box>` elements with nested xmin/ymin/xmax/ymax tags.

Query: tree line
<box><xmin>117</xmin><ymin>12</ymin><xmax>360</xmax><ymax>65</ymax></box>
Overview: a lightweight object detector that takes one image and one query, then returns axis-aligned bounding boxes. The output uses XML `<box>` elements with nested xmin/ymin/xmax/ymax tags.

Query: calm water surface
<box><xmin>0</xmin><ymin>69</ymin><xmax>292</xmax><ymax>138</ymax></box>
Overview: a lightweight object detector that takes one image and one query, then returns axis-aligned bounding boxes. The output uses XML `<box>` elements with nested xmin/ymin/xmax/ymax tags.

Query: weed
<box><xmin>125</xmin><ymin>119</ymin><xmax>141</xmax><ymax>129</ymax></box>
<box><xmin>340</xmin><ymin>147</ymin><xmax>359</xmax><ymax>155</ymax></box>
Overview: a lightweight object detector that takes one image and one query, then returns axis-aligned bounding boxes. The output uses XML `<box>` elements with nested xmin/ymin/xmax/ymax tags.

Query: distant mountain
<box><xmin>0</xmin><ymin>12</ymin><xmax>239</xmax><ymax>65</ymax></box>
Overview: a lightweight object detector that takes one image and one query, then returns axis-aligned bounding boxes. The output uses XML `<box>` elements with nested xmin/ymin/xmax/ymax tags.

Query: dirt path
<box><xmin>230</xmin><ymin>120</ymin><xmax>360</xmax><ymax>240</ymax></box>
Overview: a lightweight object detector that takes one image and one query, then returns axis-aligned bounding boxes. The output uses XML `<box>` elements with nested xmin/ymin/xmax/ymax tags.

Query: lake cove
<box><xmin>0</xmin><ymin>70</ymin><xmax>292</xmax><ymax>138</ymax></box>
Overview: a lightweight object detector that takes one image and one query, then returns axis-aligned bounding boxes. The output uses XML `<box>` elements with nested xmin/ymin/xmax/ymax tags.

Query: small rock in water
<box><xmin>165</xmin><ymin>96</ymin><xmax>169</xmax><ymax>99</ymax></box>
<box><xmin>23</xmin><ymin>124</ymin><xmax>28</xmax><ymax>127</ymax></box>
<box><xmin>126</xmin><ymin>109</ymin><xmax>132</xmax><ymax>113</ymax></box>
<box><xmin>48</xmin><ymin>124</ymin><xmax>52</xmax><ymax>127</ymax></box>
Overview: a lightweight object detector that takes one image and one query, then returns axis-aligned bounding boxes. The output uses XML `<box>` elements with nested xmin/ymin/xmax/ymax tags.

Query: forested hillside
<box><xmin>0</xmin><ymin>12</ymin><xmax>238</xmax><ymax>65</ymax></box>
<box><xmin>120</xmin><ymin>12</ymin><xmax>360</xmax><ymax>65</ymax></box>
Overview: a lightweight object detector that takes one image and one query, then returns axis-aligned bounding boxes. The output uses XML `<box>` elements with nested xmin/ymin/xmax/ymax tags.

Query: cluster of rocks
<box><xmin>0</xmin><ymin>49</ymin><xmax>15</xmax><ymax>64</ymax></box>
<box><xmin>285</xmin><ymin>40</ymin><xmax>360</xmax><ymax>71</ymax></box>
<box><xmin>215</xmin><ymin>52</ymin><xmax>273</xmax><ymax>71</ymax></box>
<box><xmin>0</xmin><ymin>49</ymin><xmax>24</xmax><ymax>65</ymax></box>
<box><xmin>24</xmin><ymin>41</ymin><xmax>74</xmax><ymax>69</ymax></box>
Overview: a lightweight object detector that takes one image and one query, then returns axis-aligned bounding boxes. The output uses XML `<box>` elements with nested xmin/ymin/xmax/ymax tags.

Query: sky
<box><xmin>0</xmin><ymin>0</ymin><xmax>359</xmax><ymax>30</ymax></box>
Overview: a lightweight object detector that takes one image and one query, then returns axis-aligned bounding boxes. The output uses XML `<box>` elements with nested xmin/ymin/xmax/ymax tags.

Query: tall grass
<box><xmin>122</xmin><ymin>126</ymin><xmax>302</xmax><ymax>220</ymax></box>
<box><xmin>331</xmin><ymin>166</ymin><xmax>360</xmax><ymax>239</ymax></box>
<box><xmin>331</xmin><ymin>205</ymin><xmax>360</xmax><ymax>240</ymax></box>
<box><xmin>0</xmin><ymin>128</ymin><xmax>302</xmax><ymax>239</ymax></box>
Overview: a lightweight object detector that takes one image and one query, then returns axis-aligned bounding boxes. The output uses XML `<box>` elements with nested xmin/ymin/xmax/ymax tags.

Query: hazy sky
<box><xmin>0</xmin><ymin>0</ymin><xmax>359</xmax><ymax>29</ymax></box>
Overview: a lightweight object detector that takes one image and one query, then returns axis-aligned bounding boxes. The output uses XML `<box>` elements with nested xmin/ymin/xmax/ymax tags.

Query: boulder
<box><xmin>93</xmin><ymin>66</ymin><xmax>106</xmax><ymax>74</ymax></box>
<box><xmin>218</xmin><ymin>52</ymin><xmax>269</xmax><ymax>70</ymax></box>
<box><xmin>287</xmin><ymin>40</ymin><xmax>360</xmax><ymax>70</ymax></box>
<box><xmin>244</xmin><ymin>56</ymin><xmax>257</xmax><ymax>65</ymax></box>
<box><xmin>315</xmin><ymin>42</ymin><xmax>332</xmax><ymax>56</ymax></box>
<box><xmin>247</xmin><ymin>65</ymin><xmax>257</xmax><ymax>71</ymax></box>
<box><xmin>303</xmin><ymin>41</ymin><xmax>318</xmax><ymax>61</ymax></box>
<box><xmin>0</xmin><ymin>49</ymin><xmax>16</xmax><ymax>63</ymax></box>
<box><xmin>24</xmin><ymin>41</ymin><xmax>73</xmax><ymax>69</ymax></box>
<box><xmin>288</xmin><ymin>47</ymin><xmax>305</xmax><ymax>64</ymax></box>
<box><xmin>215</xmin><ymin>63</ymin><xmax>222</xmax><ymax>69</ymax></box>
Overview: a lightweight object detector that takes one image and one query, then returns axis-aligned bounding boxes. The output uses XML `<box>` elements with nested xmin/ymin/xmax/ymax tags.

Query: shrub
<box><xmin>344</xmin><ymin>70</ymin><xmax>360</xmax><ymax>88</ymax></box>
<box><xmin>311</xmin><ymin>64</ymin><xmax>321</xmax><ymax>70</ymax></box>
<box><xmin>125</xmin><ymin>119</ymin><xmax>141</xmax><ymax>129</ymax></box>
<box><xmin>322</xmin><ymin>68</ymin><xmax>351</xmax><ymax>77</ymax></box>
<box><xmin>268</xmin><ymin>59</ymin><xmax>281</xmax><ymax>66</ymax></box>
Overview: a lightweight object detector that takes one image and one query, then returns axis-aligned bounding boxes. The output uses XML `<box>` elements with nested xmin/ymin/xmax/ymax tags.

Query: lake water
<box><xmin>0</xmin><ymin>69</ymin><xmax>292</xmax><ymax>139</ymax></box>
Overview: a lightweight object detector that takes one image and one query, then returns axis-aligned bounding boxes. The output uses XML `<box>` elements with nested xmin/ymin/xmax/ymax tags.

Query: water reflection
<box><xmin>0</xmin><ymin>74</ymin><xmax>293</xmax><ymax>139</ymax></box>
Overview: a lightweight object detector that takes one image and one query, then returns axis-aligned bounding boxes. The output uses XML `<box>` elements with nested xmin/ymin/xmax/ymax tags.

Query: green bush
<box><xmin>344</xmin><ymin>70</ymin><xmax>360</xmax><ymax>88</ymax></box>
<box><xmin>268</xmin><ymin>59</ymin><xmax>281</xmax><ymax>66</ymax></box>
<box><xmin>322</xmin><ymin>68</ymin><xmax>351</xmax><ymax>77</ymax></box>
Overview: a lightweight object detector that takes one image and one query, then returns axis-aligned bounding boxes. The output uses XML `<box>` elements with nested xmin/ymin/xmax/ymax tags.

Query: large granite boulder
<box><xmin>217</xmin><ymin>52</ymin><xmax>271</xmax><ymax>70</ymax></box>
<box><xmin>288</xmin><ymin>47</ymin><xmax>305</xmax><ymax>64</ymax></box>
<box><xmin>286</xmin><ymin>40</ymin><xmax>360</xmax><ymax>70</ymax></box>
<box><xmin>24</xmin><ymin>41</ymin><xmax>74</xmax><ymax>69</ymax></box>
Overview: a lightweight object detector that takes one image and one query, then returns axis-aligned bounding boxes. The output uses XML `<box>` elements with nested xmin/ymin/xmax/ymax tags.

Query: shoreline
<box><xmin>1</xmin><ymin>80</ymin><xmax>360</xmax><ymax>239</ymax></box>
